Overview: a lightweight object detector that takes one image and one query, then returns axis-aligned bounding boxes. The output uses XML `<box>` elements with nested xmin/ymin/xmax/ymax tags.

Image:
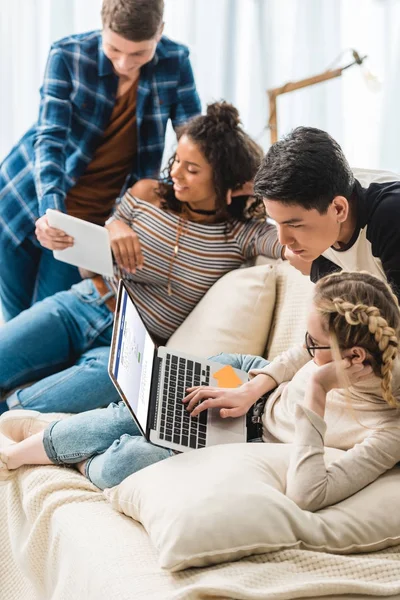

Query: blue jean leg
<box><xmin>0</xmin><ymin>279</ymin><xmax>115</xmax><ymax>413</ymax></box>
<box><xmin>209</xmin><ymin>353</ymin><xmax>270</xmax><ymax>372</ymax></box>
<box><xmin>7</xmin><ymin>346</ymin><xmax>120</xmax><ymax>413</ymax></box>
<box><xmin>86</xmin><ymin>434</ymin><xmax>172</xmax><ymax>490</ymax></box>
<box><xmin>0</xmin><ymin>236</ymin><xmax>81</xmax><ymax>321</ymax></box>
<box><xmin>43</xmin><ymin>401</ymin><xmax>172</xmax><ymax>490</ymax></box>
<box><xmin>33</xmin><ymin>243</ymin><xmax>82</xmax><ymax>304</ymax></box>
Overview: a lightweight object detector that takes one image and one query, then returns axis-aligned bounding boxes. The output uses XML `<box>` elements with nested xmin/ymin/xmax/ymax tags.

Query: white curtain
<box><xmin>0</xmin><ymin>0</ymin><xmax>102</xmax><ymax>160</ymax></box>
<box><xmin>379</xmin><ymin>0</ymin><xmax>400</xmax><ymax>171</ymax></box>
<box><xmin>1</xmin><ymin>0</ymin><xmax>399</xmax><ymax>172</ymax></box>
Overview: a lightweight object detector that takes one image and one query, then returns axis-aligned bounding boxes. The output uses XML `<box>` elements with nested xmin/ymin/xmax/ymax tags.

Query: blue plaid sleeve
<box><xmin>34</xmin><ymin>47</ymin><xmax>74</xmax><ymax>216</ymax></box>
<box><xmin>170</xmin><ymin>50</ymin><xmax>201</xmax><ymax>128</ymax></box>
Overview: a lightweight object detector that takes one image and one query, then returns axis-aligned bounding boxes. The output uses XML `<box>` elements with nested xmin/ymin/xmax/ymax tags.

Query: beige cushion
<box><xmin>264</xmin><ymin>261</ymin><xmax>314</xmax><ymax>359</ymax></box>
<box><xmin>166</xmin><ymin>264</ymin><xmax>276</xmax><ymax>357</ymax></box>
<box><xmin>105</xmin><ymin>442</ymin><xmax>400</xmax><ymax>572</ymax></box>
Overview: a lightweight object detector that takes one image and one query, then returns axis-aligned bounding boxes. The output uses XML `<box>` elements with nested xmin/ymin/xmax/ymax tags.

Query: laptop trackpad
<box><xmin>207</xmin><ymin>408</ymin><xmax>246</xmax><ymax>445</ymax></box>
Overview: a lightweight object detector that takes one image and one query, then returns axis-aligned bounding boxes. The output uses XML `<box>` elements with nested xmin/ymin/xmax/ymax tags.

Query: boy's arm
<box><xmin>34</xmin><ymin>46</ymin><xmax>74</xmax><ymax>216</ymax></box>
<box><xmin>170</xmin><ymin>49</ymin><xmax>201</xmax><ymax>128</ymax></box>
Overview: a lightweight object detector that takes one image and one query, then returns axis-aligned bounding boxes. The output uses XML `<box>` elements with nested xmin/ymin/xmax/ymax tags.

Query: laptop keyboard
<box><xmin>159</xmin><ymin>354</ymin><xmax>210</xmax><ymax>449</ymax></box>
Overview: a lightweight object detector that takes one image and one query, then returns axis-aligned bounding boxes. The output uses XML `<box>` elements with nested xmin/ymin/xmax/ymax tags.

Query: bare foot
<box><xmin>0</xmin><ymin>439</ymin><xmax>17</xmax><ymax>480</ymax></box>
<box><xmin>76</xmin><ymin>460</ymin><xmax>88</xmax><ymax>476</ymax></box>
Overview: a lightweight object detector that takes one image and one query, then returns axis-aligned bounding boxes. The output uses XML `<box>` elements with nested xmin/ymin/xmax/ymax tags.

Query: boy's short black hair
<box><xmin>254</xmin><ymin>127</ymin><xmax>355</xmax><ymax>214</ymax></box>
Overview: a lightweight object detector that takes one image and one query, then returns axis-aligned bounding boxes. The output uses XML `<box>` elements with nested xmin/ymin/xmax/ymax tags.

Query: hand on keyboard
<box><xmin>183</xmin><ymin>385</ymin><xmax>257</xmax><ymax>419</ymax></box>
<box><xmin>160</xmin><ymin>354</ymin><xmax>210</xmax><ymax>449</ymax></box>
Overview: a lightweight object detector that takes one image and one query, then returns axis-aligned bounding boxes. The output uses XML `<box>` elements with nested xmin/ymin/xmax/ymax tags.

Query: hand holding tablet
<box><xmin>46</xmin><ymin>209</ymin><xmax>114</xmax><ymax>277</ymax></box>
<box><xmin>35</xmin><ymin>213</ymin><xmax>74</xmax><ymax>250</ymax></box>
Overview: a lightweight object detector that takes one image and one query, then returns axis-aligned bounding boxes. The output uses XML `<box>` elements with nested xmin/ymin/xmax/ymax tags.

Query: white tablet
<box><xmin>46</xmin><ymin>209</ymin><xmax>114</xmax><ymax>277</ymax></box>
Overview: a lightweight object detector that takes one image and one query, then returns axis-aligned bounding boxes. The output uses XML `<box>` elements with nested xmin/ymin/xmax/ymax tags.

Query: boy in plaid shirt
<box><xmin>0</xmin><ymin>0</ymin><xmax>200</xmax><ymax>321</ymax></box>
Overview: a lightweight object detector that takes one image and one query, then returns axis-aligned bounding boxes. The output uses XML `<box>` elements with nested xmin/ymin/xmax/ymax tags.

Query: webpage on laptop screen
<box><xmin>112</xmin><ymin>287</ymin><xmax>155</xmax><ymax>433</ymax></box>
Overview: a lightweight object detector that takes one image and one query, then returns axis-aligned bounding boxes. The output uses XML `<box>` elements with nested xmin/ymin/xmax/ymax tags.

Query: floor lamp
<box><xmin>267</xmin><ymin>50</ymin><xmax>367</xmax><ymax>145</ymax></box>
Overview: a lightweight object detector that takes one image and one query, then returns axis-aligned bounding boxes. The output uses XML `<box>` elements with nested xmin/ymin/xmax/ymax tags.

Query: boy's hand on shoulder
<box><xmin>226</xmin><ymin>181</ymin><xmax>255</xmax><ymax>204</ymax></box>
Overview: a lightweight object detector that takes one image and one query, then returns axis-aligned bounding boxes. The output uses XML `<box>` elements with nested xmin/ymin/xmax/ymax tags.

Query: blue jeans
<box><xmin>42</xmin><ymin>352</ymin><xmax>269</xmax><ymax>489</ymax></box>
<box><xmin>0</xmin><ymin>236</ymin><xmax>81</xmax><ymax>321</ymax></box>
<box><xmin>0</xmin><ymin>278</ymin><xmax>120</xmax><ymax>413</ymax></box>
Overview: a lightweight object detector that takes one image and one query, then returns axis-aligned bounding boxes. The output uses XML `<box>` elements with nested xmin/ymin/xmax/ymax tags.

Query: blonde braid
<box><xmin>331</xmin><ymin>298</ymin><xmax>399</xmax><ymax>407</ymax></box>
<box><xmin>320</xmin><ymin>270</ymin><xmax>400</xmax><ymax>314</ymax></box>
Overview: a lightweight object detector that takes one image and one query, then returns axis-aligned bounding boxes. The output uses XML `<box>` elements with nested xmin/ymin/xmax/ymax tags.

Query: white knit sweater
<box><xmin>250</xmin><ymin>345</ymin><xmax>400</xmax><ymax>511</ymax></box>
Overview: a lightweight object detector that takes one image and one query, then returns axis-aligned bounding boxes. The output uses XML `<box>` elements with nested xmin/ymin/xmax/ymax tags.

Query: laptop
<box><xmin>108</xmin><ymin>280</ymin><xmax>248</xmax><ymax>453</ymax></box>
<box><xmin>46</xmin><ymin>209</ymin><xmax>114</xmax><ymax>277</ymax></box>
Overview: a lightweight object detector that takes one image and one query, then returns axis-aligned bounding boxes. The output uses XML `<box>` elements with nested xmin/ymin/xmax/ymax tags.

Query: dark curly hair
<box><xmin>158</xmin><ymin>101</ymin><xmax>265</xmax><ymax>222</ymax></box>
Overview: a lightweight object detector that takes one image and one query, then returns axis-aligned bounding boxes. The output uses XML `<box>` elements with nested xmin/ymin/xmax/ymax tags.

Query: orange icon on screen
<box><xmin>213</xmin><ymin>365</ymin><xmax>242</xmax><ymax>388</ymax></box>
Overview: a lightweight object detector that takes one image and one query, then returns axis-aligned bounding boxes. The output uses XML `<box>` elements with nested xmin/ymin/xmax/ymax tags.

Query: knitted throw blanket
<box><xmin>1</xmin><ymin>434</ymin><xmax>400</xmax><ymax>600</ymax></box>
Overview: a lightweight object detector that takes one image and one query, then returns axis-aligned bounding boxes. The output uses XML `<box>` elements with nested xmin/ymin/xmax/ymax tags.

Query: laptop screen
<box><xmin>110</xmin><ymin>283</ymin><xmax>155</xmax><ymax>434</ymax></box>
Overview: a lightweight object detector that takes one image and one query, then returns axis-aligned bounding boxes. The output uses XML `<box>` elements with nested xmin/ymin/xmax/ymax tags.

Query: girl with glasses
<box><xmin>182</xmin><ymin>271</ymin><xmax>400</xmax><ymax>511</ymax></box>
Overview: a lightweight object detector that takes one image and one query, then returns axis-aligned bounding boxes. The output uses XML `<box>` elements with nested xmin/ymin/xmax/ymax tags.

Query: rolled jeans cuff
<box><xmin>43</xmin><ymin>420</ymin><xmax>66</xmax><ymax>465</ymax></box>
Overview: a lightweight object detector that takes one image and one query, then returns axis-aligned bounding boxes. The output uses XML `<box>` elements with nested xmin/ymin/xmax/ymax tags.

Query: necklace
<box><xmin>184</xmin><ymin>202</ymin><xmax>217</xmax><ymax>216</ymax></box>
<box><xmin>167</xmin><ymin>216</ymin><xmax>189</xmax><ymax>296</ymax></box>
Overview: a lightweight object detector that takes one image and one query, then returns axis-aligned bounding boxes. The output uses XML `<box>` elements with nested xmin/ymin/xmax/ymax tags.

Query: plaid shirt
<box><xmin>0</xmin><ymin>31</ymin><xmax>201</xmax><ymax>246</ymax></box>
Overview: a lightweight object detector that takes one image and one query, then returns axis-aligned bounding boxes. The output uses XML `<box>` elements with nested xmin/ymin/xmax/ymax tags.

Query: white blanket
<box><xmin>1</xmin><ymin>455</ymin><xmax>400</xmax><ymax>600</ymax></box>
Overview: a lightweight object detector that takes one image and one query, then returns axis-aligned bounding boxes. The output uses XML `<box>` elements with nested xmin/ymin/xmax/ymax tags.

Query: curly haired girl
<box><xmin>0</xmin><ymin>101</ymin><xmax>282</xmax><ymax>417</ymax></box>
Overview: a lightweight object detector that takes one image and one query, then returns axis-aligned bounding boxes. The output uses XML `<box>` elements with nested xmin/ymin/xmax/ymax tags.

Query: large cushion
<box><xmin>105</xmin><ymin>442</ymin><xmax>400</xmax><ymax>572</ymax></box>
<box><xmin>166</xmin><ymin>264</ymin><xmax>276</xmax><ymax>357</ymax></box>
<box><xmin>263</xmin><ymin>261</ymin><xmax>314</xmax><ymax>359</ymax></box>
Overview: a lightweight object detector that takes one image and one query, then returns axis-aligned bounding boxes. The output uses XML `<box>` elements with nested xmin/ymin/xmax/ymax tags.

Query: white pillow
<box><xmin>264</xmin><ymin>261</ymin><xmax>314</xmax><ymax>360</ymax></box>
<box><xmin>166</xmin><ymin>264</ymin><xmax>276</xmax><ymax>357</ymax></box>
<box><xmin>105</xmin><ymin>442</ymin><xmax>400</xmax><ymax>572</ymax></box>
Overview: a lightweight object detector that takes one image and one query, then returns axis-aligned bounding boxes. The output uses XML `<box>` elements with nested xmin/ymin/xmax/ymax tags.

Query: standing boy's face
<box><xmin>102</xmin><ymin>28</ymin><xmax>162</xmax><ymax>78</ymax></box>
<box><xmin>263</xmin><ymin>199</ymin><xmax>344</xmax><ymax>262</ymax></box>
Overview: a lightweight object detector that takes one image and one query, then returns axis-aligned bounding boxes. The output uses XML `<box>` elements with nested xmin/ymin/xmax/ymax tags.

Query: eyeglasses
<box><xmin>304</xmin><ymin>332</ymin><xmax>331</xmax><ymax>357</ymax></box>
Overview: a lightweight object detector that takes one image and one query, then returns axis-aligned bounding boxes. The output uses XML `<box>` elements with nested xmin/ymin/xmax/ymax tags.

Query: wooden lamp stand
<box><xmin>267</xmin><ymin>50</ymin><xmax>367</xmax><ymax>144</ymax></box>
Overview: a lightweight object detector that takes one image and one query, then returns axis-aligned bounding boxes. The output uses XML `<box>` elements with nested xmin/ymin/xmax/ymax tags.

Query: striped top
<box><xmin>106</xmin><ymin>193</ymin><xmax>282</xmax><ymax>341</ymax></box>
